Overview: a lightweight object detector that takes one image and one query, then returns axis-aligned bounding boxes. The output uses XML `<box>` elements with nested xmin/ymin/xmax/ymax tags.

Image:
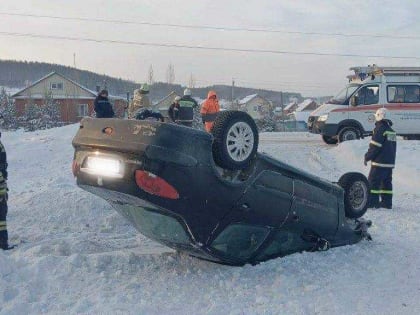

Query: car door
<box><xmin>287</xmin><ymin>179</ymin><xmax>339</xmax><ymax>237</ymax></box>
<box><xmin>350</xmin><ymin>85</ymin><xmax>380</xmax><ymax>133</ymax></box>
<box><xmin>231</xmin><ymin>170</ymin><xmax>293</xmax><ymax>227</ymax></box>
<box><xmin>208</xmin><ymin>170</ymin><xmax>293</xmax><ymax>262</ymax></box>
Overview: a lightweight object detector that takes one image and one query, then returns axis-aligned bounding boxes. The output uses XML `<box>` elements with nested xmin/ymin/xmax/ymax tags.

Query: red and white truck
<box><xmin>308</xmin><ymin>65</ymin><xmax>420</xmax><ymax>144</ymax></box>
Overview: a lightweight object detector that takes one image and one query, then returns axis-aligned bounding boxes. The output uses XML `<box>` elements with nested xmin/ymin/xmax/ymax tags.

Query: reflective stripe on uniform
<box><xmin>371</xmin><ymin>189</ymin><xmax>393</xmax><ymax>194</ymax></box>
<box><xmin>383</xmin><ymin>131</ymin><xmax>397</xmax><ymax>136</ymax></box>
<box><xmin>383</xmin><ymin>131</ymin><xmax>397</xmax><ymax>141</ymax></box>
<box><xmin>370</xmin><ymin>140</ymin><xmax>382</xmax><ymax>147</ymax></box>
<box><xmin>0</xmin><ymin>221</ymin><xmax>6</xmax><ymax>231</ymax></box>
<box><xmin>371</xmin><ymin>162</ymin><xmax>395</xmax><ymax>168</ymax></box>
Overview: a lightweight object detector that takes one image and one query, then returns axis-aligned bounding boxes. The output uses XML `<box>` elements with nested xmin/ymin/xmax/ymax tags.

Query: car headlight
<box><xmin>85</xmin><ymin>156</ymin><xmax>122</xmax><ymax>177</ymax></box>
<box><xmin>317</xmin><ymin>114</ymin><xmax>329</xmax><ymax>122</ymax></box>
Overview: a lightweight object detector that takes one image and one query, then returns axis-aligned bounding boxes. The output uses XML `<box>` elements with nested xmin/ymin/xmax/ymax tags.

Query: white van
<box><xmin>308</xmin><ymin>65</ymin><xmax>420</xmax><ymax>144</ymax></box>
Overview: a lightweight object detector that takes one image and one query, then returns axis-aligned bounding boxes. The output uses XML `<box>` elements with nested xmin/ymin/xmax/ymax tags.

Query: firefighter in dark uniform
<box><xmin>0</xmin><ymin>132</ymin><xmax>11</xmax><ymax>249</ymax></box>
<box><xmin>178</xmin><ymin>88</ymin><xmax>198</xmax><ymax>127</ymax></box>
<box><xmin>364</xmin><ymin>108</ymin><xmax>397</xmax><ymax>209</ymax></box>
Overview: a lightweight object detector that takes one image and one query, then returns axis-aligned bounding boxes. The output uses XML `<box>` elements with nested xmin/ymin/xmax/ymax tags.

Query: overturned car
<box><xmin>72</xmin><ymin>111</ymin><xmax>371</xmax><ymax>266</ymax></box>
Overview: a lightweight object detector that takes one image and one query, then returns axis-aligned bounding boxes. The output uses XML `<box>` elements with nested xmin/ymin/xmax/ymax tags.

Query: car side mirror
<box><xmin>350</xmin><ymin>96</ymin><xmax>357</xmax><ymax>107</ymax></box>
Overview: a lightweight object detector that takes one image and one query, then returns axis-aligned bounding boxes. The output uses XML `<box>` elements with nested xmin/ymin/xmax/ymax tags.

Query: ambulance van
<box><xmin>308</xmin><ymin>65</ymin><xmax>420</xmax><ymax>144</ymax></box>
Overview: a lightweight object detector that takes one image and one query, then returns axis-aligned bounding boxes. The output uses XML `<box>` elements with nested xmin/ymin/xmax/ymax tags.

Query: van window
<box><xmin>387</xmin><ymin>85</ymin><xmax>420</xmax><ymax>103</ymax></box>
<box><xmin>330</xmin><ymin>84</ymin><xmax>360</xmax><ymax>104</ymax></box>
<box><xmin>353</xmin><ymin>85</ymin><xmax>379</xmax><ymax>106</ymax></box>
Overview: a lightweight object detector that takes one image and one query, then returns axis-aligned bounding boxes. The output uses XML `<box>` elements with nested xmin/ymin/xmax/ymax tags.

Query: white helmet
<box><xmin>174</xmin><ymin>96</ymin><xmax>181</xmax><ymax>102</ymax></box>
<box><xmin>184</xmin><ymin>88</ymin><xmax>192</xmax><ymax>96</ymax></box>
<box><xmin>375</xmin><ymin>108</ymin><xmax>388</xmax><ymax>121</ymax></box>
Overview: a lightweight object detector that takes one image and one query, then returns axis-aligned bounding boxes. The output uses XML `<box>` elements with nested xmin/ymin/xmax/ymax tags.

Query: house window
<box><xmin>50</xmin><ymin>82</ymin><xmax>63</xmax><ymax>90</ymax></box>
<box><xmin>78</xmin><ymin>104</ymin><xmax>89</xmax><ymax>117</ymax></box>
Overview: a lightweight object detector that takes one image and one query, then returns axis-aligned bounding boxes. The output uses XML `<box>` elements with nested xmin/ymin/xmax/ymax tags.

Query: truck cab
<box><xmin>308</xmin><ymin>65</ymin><xmax>420</xmax><ymax>144</ymax></box>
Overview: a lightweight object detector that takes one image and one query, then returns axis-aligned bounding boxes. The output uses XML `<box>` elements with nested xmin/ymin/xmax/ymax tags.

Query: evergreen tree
<box><xmin>0</xmin><ymin>88</ymin><xmax>18</xmax><ymax>129</ymax></box>
<box><xmin>41</xmin><ymin>91</ymin><xmax>62</xmax><ymax>128</ymax></box>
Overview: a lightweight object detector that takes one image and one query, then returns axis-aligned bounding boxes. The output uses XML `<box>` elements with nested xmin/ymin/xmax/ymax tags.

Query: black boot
<box><xmin>368</xmin><ymin>195</ymin><xmax>380</xmax><ymax>209</ymax></box>
<box><xmin>378</xmin><ymin>201</ymin><xmax>392</xmax><ymax>209</ymax></box>
<box><xmin>380</xmin><ymin>195</ymin><xmax>393</xmax><ymax>209</ymax></box>
<box><xmin>0</xmin><ymin>240</ymin><xmax>14</xmax><ymax>250</ymax></box>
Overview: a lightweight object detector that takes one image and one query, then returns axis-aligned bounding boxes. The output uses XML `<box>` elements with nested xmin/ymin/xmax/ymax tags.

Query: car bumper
<box><xmin>308</xmin><ymin>119</ymin><xmax>339</xmax><ymax>137</ymax></box>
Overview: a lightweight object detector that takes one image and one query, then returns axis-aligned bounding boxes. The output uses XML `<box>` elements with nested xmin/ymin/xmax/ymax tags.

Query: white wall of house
<box><xmin>241</xmin><ymin>96</ymin><xmax>271</xmax><ymax>119</ymax></box>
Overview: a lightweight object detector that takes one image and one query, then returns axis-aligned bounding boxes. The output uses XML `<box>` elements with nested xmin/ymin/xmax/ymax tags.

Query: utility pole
<box><xmin>73</xmin><ymin>53</ymin><xmax>76</xmax><ymax>68</ymax></box>
<box><xmin>280</xmin><ymin>91</ymin><xmax>284</xmax><ymax>131</ymax></box>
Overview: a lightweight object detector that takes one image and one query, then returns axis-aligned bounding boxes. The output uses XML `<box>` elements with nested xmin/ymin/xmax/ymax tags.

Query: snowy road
<box><xmin>1</xmin><ymin>126</ymin><xmax>419</xmax><ymax>315</ymax></box>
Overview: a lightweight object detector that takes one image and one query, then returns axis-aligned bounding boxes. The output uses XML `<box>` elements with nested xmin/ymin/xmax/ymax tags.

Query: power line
<box><xmin>1</xmin><ymin>11</ymin><xmax>419</xmax><ymax>40</ymax></box>
<box><xmin>1</xmin><ymin>31</ymin><xmax>420</xmax><ymax>60</ymax></box>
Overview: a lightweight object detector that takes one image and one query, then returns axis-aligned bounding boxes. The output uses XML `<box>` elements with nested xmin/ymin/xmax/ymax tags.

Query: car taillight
<box><xmin>135</xmin><ymin>170</ymin><xmax>179</xmax><ymax>200</ymax></box>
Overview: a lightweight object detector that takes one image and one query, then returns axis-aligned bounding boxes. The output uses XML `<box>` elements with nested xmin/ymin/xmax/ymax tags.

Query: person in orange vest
<box><xmin>200</xmin><ymin>90</ymin><xmax>220</xmax><ymax>132</ymax></box>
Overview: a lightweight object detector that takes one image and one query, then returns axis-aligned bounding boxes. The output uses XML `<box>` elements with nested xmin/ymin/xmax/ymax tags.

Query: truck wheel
<box><xmin>338</xmin><ymin>172</ymin><xmax>369</xmax><ymax>218</ymax></box>
<box><xmin>211</xmin><ymin>111</ymin><xmax>259</xmax><ymax>170</ymax></box>
<box><xmin>338</xmin><ymin>127</ymin><xmax>360</xmax><ymax>143</ymax></box>
<box><xmin>322</xmin><ymin>135</ymin><xmax>338</xmax><ymax>145</ymax></box>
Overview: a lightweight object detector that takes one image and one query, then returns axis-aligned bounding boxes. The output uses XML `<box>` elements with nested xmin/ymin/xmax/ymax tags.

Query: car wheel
<box><xmin>211</xmin><ymin>110</ymin><xmax>259</xmax><ymax>170</ymax></box>
<box><xmin>338</xmin><ymin>126</ymin><xmax>360</xmax><ymax>143</ymax></box>
<box><xmin>338</xmin><ymin>172</ymin><xmax>369</xmax><ymax>218</ymax></box>
<box><xmin>322</xmin><ymin>135</ymin><xmax>338</xmax><ymax>145</ymax></box>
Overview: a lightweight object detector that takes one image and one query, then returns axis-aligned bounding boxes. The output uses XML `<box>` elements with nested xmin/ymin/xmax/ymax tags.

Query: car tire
<box><xmin>338</xmin><ymin>172</ymin><xmax>369</xmax><ymax>219</ymax></box>
<box><xmin>322</xmin><ymin>135</ymin><xmax>338</xmax><ymax>145</ymax></box>
<box><xmin>338</xmin><ymin>126</ymin><xmax>361</xmax><ymax>143</ymax></box>
<box><xmin>211</xmin><ymin>110</ymin><xmax>259</xmax><ymax>170</ymax></box>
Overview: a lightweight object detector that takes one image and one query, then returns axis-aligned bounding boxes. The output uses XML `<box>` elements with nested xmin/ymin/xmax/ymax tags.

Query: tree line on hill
<box><xmin>0</xmin><ymin>59</ymin><xmax>303</xmax><ymax>105</ymax></box>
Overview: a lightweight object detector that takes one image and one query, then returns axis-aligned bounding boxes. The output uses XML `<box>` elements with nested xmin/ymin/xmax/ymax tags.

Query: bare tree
<box><xmin>166</xmin><ymin>63</ymin><xmax>175</xmax><ymax>84</ymax></box>
<box><xmin>148</xmin><ymin>65</ymin><xmax>154</xmax><ymax>85</ymax></box>
<box><xmin>188</xmin><ymin>73</ymin><xmax>196</xmax><ymax>88</ymax></box>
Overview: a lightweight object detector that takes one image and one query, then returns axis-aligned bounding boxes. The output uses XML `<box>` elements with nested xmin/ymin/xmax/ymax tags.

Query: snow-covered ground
<box><xmin>1</xmin><ymin>126</ymin><xmax>419</xmax><ymax>315</ymax></box>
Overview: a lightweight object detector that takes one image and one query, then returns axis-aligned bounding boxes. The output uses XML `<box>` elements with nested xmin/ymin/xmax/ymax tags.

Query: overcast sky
<box><xmin>1</xmin><ymin>0</ymin><xmax>420</xmax><ymax>96</ymax></box>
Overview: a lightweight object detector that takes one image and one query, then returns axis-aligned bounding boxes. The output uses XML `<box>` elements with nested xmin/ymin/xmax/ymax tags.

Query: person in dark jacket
<box><xmin>135</xmin><ymin>108</ymin><xmax>164</xmax><ymax>122</ymax></box>
<box><xmin>168</xmin><ymin>96</ymin><xmax>181</xmax><ymax>123</ymax></box>
<box><xmin>178</xmin><ymin>88</ymin><xmax>198</xmax><ymax>127</ymax></box>
<box><xmin>364</xmin><ymin>108</ymin><xmax>397</xmax><ymax>209</ymax></box>
<box><xmin>0</xmin><ymin>132</ymin><xmax>11</xmax><ymax>250</ymax></box>
<box><xmin>94</xmin><ymin>90</ymin><xmax>115</xmax><ymax>118</ymax></box>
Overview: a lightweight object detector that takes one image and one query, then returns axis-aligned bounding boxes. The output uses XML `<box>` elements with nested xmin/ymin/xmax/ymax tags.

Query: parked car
<box><xmin>72</xmin><ymin>111</ymin><xmax>371</xmax><ymax>266</ymax></box>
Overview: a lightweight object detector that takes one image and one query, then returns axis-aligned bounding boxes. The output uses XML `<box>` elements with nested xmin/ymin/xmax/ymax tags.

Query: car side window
<box><xmin>210</xmin><ymin>224</ymin><xmax>270</xmax><ymax>260</ymax></box>
<box><xmin>256</xmin><ymin>229</ymin><xmax>313</xmax><ymax>261</ymax></box>
<box><xmin>387</xmin><ymin>85</ymin><xmax>420</xmax><ymax>103</ymax></box>
<box><xmin>353</xmin><ymin>85</ymin><xmax>379</xmax><ymax>106</ymax></box>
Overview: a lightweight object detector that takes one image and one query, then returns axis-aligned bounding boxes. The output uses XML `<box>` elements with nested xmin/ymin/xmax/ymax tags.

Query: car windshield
<box><xmin>329</xmin><ymin>84</ymin><xmax>360</xmax><ymax>104</ymax></box>
<box><xmin>114</xmin><ymin>204</ymin><xmax>191</xmax><ymax>245</ymax></box>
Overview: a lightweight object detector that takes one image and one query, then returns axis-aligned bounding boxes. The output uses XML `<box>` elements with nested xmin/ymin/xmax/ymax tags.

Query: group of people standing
<box><xmin>93</xmin><ymin>84</ymin><xmax>221</xmax><ymax>132</ymax></box>
<box><xmin>168</xmin><ymin>89</ymin><xmax>220</xmax><ymax>131</ymax></box>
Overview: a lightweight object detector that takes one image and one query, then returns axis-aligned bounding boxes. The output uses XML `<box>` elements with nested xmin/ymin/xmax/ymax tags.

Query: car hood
<box><xmin>310</xmin><ymin>103</ymin><xmax>345</xmax><ymax>117</ymax></box>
